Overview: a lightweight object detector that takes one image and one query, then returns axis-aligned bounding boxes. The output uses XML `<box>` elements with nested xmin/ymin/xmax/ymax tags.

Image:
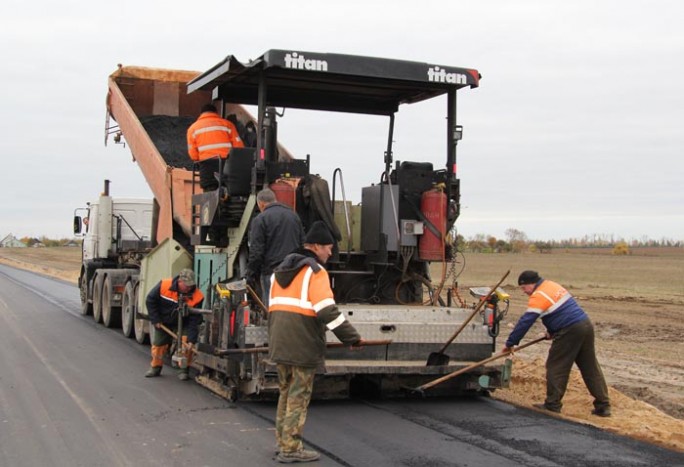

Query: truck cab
<box><xmin>74</xmin><ymin>180</ymin><xmax>154</xmax><ymax>327</ymax></box>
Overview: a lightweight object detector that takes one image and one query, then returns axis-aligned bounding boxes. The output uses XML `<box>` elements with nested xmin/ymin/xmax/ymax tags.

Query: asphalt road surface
<box><xmin>0</xmin><ymin>265</ymin><xmax>682</xmax><ymax>467</ymax></box>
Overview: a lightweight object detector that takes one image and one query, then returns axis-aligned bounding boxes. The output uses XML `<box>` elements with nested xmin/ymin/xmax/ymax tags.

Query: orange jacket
<box><xmin>146</xmin><ymin>277</ymin><xmax>204</xmax><ymax>342</ymax></box>
<box><xmin>186</xmin><ymin>111</ymin><xmax>244</xmax><ymax>162</ymax></box>
<box><xmin>159</xmin><ymin>278</ymin><xmax>204</xmax><ymax>308</ymax></box>
<box><xmin>267</xmin><ymin>252</ymin><xmax>360</xmax><ymax>367</ymax></box>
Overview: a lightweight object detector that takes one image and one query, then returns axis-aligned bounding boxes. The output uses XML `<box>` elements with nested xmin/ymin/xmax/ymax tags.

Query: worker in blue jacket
<box><xmin>503</xmin><ymin>270</ymin><xmax>611</xmax><ymax>417</ymax></box>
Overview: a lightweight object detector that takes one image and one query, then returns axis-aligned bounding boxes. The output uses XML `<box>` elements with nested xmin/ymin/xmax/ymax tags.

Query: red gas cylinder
<box><xmin>269</xmin><ymin>179</ymin><xmax>298</xmax><ymax>209</ymax></box>
<box><xmin>418</xmin><ymin>189</ymin><xmax>447</xmax><ymax>261</ymax></box>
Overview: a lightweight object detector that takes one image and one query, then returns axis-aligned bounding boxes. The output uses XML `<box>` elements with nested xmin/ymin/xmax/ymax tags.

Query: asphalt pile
<box><xmin>140</xmin><ymin>115</ymin><xmax>195</xmax><ymax>169</ymax></box>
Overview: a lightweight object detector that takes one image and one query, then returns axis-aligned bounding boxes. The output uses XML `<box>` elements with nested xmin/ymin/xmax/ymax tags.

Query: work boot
<box><xmin>145</xmin><ymin>366</ymin><xmax>162</xmax><ymax>378</ymax></box>
<box><xmin>276</xmin><ymin>449</ymin><xmax>320</xmax><ymax>463</ymax></box>
<box><xmin>591</xmin><ymin>407</ymin><xmax>612</xmax><ymax>417</ymax></box>
<box><xmin>532</xmin><ymin>403</ymin><xmax>561</xmax><ymax>413</ymax></box>
<box><xmin>178</xmin><ymin>370</ymin><xmax>190</xmax><ymax>381</ymax></box>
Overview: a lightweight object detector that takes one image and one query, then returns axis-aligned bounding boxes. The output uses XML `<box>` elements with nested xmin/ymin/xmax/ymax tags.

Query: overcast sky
<box><xmin>1</xmin><ymin>0</ymin><xmax>682</xmax><ymax>242</ymax></box>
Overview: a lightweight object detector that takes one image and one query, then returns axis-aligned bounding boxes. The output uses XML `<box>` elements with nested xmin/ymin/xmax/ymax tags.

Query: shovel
<box><xmin>426</xmin><ymin>270</ymin><xmax>510</xmax><ymax>366</ymax></box>
<box><xmin>224</xmin><ymin>279</ymin><xmax>268</xmax><ymax>312</ymax></box>
<box><xmin>158</xmin><ymin>323</ymin><xmax>197</xmax><ymax>354</ymax></box>
<box><xmin>413</xmin><ymin>336</ymin><xmax>546</xmax><ymax>394</ymax></box>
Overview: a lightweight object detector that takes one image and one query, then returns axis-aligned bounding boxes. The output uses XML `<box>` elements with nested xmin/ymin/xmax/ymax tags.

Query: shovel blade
<box><xmin>224</xmin><ymin>279</ymin><xmax>247</xmax><ymax>292</ymax></box>
<box><xmin>400</xmin><ymin>385</ymin><xmax>426</xmax><ymax>397</ymax></box>
<box><xmin>426</xmin><ymin>352</ymin><xmax>450</xmax><ymax>366</ymax></box>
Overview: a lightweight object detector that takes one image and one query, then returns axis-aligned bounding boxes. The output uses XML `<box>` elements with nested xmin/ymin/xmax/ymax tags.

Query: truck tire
<box><xmin>121</xmin><ymin>281</ymin><xmax>135</xmax><ymax>338</ymax></box>
<box><xmin>101</xmin><ymin>276</ymin><xmax>121</xmax><ymax>328</ymax></box>
<box><xmin>133</xmin><ymin>282</ymin><xmax>149</xmax><ymax>345</ymax></box>
<box><xmin>80</xmin><ymin>274</ymin><xmax>92</xmax><ymax>316</ymax></box>
<box><xmin>92</xmin><ymin>274</ymin><xmax>103</xmax><ymax>323</ymax></box>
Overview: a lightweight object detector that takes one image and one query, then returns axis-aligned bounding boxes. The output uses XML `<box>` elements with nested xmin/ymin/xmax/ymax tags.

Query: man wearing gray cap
<box><xmin>144</xmin><ymin>268</ymin><xmax>204</xmax><ymax>381</ymax></box>
<box><xmin>245</xmin><ymin>187</ymin><xmax>304</xmax><ymax>306</ymax></box>
<box><xmin>503</xmin><ymin>270</ymin><xmax>611</xmax><ymax>417</ymax></box>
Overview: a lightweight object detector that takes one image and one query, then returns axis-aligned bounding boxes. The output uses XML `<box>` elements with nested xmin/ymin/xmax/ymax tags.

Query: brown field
<box><xmin>0</xmin><ymin>246</ymin><xmax>81</xmax><ymax>284</ymax></box>
<box><xmin>1</xmin><ymin>246</ymin><xmax>683</xmax><ymax>452</ymax></box>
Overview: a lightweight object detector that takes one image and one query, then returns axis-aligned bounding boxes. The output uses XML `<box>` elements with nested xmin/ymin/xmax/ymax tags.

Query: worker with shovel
<box><xmin>268</xmin><ymin>221</ymin><xmax>364</xmax><ymax>463</ymax></box>
<box><xmin>503</xmin><ymin>270</ymin><xmax>611</xmax><ymax>417</ymax></box>
<box><xmin>144</xmin><ymin>269</ymin><xmax>204</xmax><ymax>381</ymax></box>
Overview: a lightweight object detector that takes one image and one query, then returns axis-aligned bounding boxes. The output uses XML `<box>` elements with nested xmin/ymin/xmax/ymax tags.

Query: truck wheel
<box><xmin>133</xmin><ymin>282</ymin><xmax>149</xmax><ymax>345</ymax></box>
<box><xmin>92</xmin><ymin>274</ymin><xmax>103</xmax><ymax>323</ymax></box>
<box><xmin>134</xmin><ymin>311</ymin><xmax>149</xmax><ymax>345</ymax></box>
<box><xmin>121</xmin><ymin>281</ymin><xmax>135</xmax><ymax>338</ymax></box>
<box><xmin>102</xmin><ymin>276</ymin><xmax>121</xmax><ymax>328</ymax></box>
<box><xmin>80</xmin><ymin>274</ymin><xmax>92</xmax><ymax>316</ymax></box>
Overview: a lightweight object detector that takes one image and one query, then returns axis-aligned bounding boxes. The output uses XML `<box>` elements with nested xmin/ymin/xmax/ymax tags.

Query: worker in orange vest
<box><xmin>268</xmin><ymin>221</ymin><xmax>364</xmax><ymax>463</ymax></box>
<box><xmin>144</xmin><ymin>269</ymin><xmax>204</xmax><ymax>381</ymax></box>
<box><xmin>187</xmin><ymin>103</ymin><xmax>244</xmax><ymax>191</ymax></box>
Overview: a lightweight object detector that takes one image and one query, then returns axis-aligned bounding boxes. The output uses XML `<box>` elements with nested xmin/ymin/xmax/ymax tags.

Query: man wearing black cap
<box><xmin>268</xmin><ymin>221</ymin><xmax>363</xmax><ymax>463</ymax></box>
<box><xmin>144</xmin><ymin>268</ymin><xmax>204</xmax><ymax>381</ymax></box>
<box><xmin>503</xmin><ymin>270</ymin><xmax>611</xmax><ymax>417</ymax></box>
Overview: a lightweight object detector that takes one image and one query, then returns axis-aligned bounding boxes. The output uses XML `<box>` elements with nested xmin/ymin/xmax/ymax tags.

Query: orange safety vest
<box><xmin>526</xmin><ymin>280</ymin><xmax>572</xmax><ymax>317</ymax></box>
<box><xmin>160</xmin><ymin>278</ymin><xmax>204</xmax><ymax>308</ymax></box>
<box><xmin>186</xmin><ymin>112</ymin><xmax>244</xmax><ymax>162</ymax></box>
<box><xmin>268</xmin><ymin>267</ymin><xmax>338</xmax><ymax>324</ymax></box>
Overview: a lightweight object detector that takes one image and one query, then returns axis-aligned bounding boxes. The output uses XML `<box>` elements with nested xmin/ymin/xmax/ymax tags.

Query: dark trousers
<box><xmin>545</xmin><ymin>318</ymin><xmax>610</xmax><ymax>411</ymax></box>
<box><xmin>199</xmin><ymin>159</ymin><xmax>221</xmax><ymax>191</ymax></box>
<box><xmin>260</xmin><ymin>273</ymin><xmax>272</xmax><ymax>308</ymax></box>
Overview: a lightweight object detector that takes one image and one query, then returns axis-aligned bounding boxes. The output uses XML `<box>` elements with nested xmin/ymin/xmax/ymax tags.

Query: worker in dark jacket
<box><xmin>144</xmin><ymin>269</ymin><xmax>204</xmax><ymax>381</ymax></box>
<box><xmin>269</xmin><ymin>221</ymin><xmax>363</xmax><ymax>463</ymax></box>
<box><xmin>245</xmin><ymin>188</ymin><xmax>304</xmax><ymax>306</ymax></box>
<box><xmin>187</xmin><ymin>103</ymin><xmax>244</xmax><ymax>191</ymax></box>
<box><xmin>503</xmin><ymin>270</ymin><xmax>611</xmax><ymax>417</ymax></box>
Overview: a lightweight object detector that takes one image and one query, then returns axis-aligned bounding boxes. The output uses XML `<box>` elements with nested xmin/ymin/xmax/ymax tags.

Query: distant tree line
<box><xmin>456</xmin><ymin>229</ymin><xmax>683</xmax><ymax>255</ymax></box>
<box><xmin>19</xmin><ymin>236</ymin><xmax>81</xmax><ymax>248</ymax></box>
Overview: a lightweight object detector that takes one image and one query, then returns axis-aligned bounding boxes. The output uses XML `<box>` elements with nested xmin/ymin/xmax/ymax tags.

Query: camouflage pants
<box><xmin>275</xmin><ymin>364</ymin><xmax>316</xmax><ymax>453</ymax></box>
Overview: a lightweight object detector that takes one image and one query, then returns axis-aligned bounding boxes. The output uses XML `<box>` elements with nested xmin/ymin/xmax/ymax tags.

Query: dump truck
<box><xmin>74</xmin><ymin>51</ymin><xmax>512</xmax><ymax>401</ymax></box>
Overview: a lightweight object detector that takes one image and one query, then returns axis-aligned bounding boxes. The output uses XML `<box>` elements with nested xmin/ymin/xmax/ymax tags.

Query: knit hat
<box><xmin>518</xmin><ymin>270</ymin><xmax>541</xmax><ymax>285</ymax></box>
<box><xmin>178</xmin><ymin>268</ymin><xmax>196</xmax><ymax>287</ymax></box>
<box><xmin>305</xmin><ymin>221</ymin><xmax>334</xmax><ymax>245</ymax></box>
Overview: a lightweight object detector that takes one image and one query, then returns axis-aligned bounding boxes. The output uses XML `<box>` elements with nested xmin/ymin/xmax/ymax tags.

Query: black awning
<box><xmin>187</xmin><ymin>50</ymin><xmax>481</xmax><ymax>115</ymax></box>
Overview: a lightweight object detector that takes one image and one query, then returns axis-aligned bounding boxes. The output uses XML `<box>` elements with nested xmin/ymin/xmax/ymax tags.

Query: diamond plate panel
<box><xmin>244</xmin><ymin>325</ymin><xmax>268</xmax><ymax>345</ymax></box>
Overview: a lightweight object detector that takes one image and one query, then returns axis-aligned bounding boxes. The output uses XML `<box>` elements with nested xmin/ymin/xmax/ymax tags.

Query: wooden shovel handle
<box><xmin>214</xmin><ymin>339</ymin><xmax>393</xmax><ymax>356</ymax></box>
<box><xmin>437</xmin><ymin>270</ymin><xmax>510</xmax><ymax>354</ymax></box>
<box><xmin>418</xmin><ymin>336</ymin><xmax>547</xmax><ymax>392</ymax></box>
<box><xmin>158</xmin><ymin>323</ymin><xmax>196</xmax><ymax>353</ymax></box>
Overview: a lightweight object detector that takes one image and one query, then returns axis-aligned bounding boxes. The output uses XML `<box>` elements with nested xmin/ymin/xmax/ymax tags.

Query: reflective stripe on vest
<box><xmin>192</xmin><ymin>125</ymin><xmax>234</xmax><ymax>137</ymax></box>
<box><xmin>197</xmin><ymin>142</ymin><xmax>233</xmax><ymax>152</ymax></box>
<box><xmin>269</xmin><ymin>266</ymin><xmax>336</xmax><ymax>323</ymax></box>
<box><xmin>527</xmin><ymin>280</ymin><xmax>572</xmax><ymax>317</ymax></box>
